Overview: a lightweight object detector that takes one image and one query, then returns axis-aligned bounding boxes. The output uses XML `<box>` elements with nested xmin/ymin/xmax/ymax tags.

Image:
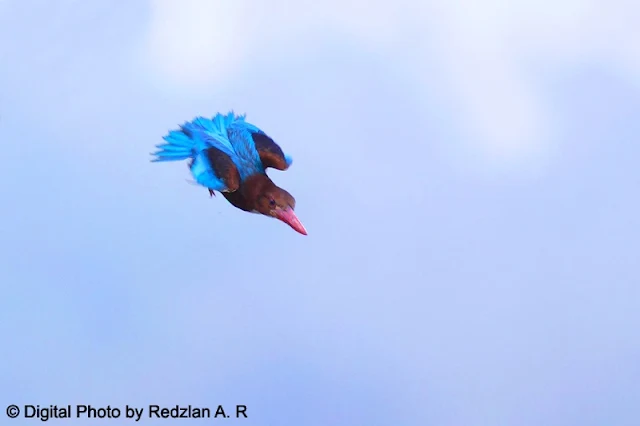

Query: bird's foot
<box><xmin>209</xmin><ymin>189</ymin><xmax>216</xmax><ymax>197</ymax></box>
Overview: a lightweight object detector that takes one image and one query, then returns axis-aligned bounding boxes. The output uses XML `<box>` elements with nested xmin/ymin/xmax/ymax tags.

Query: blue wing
<box><xmin>189</xmin><ymin>113</ymin><xmax>264</xmax><ymax>180</ymax></box>
<box><xmin>226</xmin><ymin>114</ymin><xmax>294</xmax><ymax>171</ymax></box>
<box><xmin>152</xmin><ymin>112</ymin><xmax>293</xmax><ymax>192</ymax></box>
<box><xmin>152</xmin><ymin>118</ymin><xmax>241</xmax><ymax>193</ymax></box>
<box><xmin>189</xmin><ymin>148</ymin><xmax>240</xmax><ymax>193</ymax></box>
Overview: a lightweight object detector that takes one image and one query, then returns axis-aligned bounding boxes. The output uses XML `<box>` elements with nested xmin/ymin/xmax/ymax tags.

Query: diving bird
<box><xmin>151</xmin><ymin>112</ymin><xmax>307</xmax><ymax>235</ymax></box>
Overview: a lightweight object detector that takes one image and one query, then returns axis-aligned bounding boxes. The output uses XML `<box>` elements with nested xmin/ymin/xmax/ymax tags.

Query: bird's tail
<box><xmin>151</xmin><ymin>127</ymin><xmax>198</xmax><ymax>162</ymax></box>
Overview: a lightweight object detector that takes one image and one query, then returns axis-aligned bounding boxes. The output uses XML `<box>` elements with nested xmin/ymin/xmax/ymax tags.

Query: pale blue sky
<box><xmin>1</xmin><ymin>1</ymin><xmax>639</xmax><ymax>425</ymax></box>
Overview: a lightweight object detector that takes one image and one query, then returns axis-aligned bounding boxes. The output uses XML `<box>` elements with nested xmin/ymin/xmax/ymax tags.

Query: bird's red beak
<box><xmin>276</xmin><ymin>207</ymin><xmax>307</xmax><ymax>235</ymax></box>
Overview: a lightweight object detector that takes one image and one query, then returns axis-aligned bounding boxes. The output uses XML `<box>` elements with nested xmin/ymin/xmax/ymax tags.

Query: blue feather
<box><xmin>190</xmin><ymin>152</ymin><xmax>227</xmax><ymax>191</ymax></box>
<box><xmin>284</xmin><ymin>154</ymin><xmax>293</xmax><ymax>167</ymax></box>
<box><xmin>152</xmin><ymin>111</ymin><xmax>293</xmax><ymax>192</ymax></box>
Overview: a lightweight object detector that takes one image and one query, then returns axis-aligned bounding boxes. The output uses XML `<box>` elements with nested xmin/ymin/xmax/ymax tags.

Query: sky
<box><xmin>0</xmin><ymin>0</ymin><xmax>639</xmax><ymax>425</ymax></box>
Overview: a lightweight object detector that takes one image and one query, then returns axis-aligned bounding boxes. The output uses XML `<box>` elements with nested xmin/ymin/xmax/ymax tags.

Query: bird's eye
<box><xmin>269</xmin><ymin>199</ymin><xmax>276</xmax><ymax>207</ymax></box>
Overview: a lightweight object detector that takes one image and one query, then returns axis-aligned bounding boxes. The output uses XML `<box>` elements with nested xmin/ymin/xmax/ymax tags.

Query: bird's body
<box><xmin>151</xmin><ymin>112</ymin><xmax>307</xmax><ymax>235</ymax></box>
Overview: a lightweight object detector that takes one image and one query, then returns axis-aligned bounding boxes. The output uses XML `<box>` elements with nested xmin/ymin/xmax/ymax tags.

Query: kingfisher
<box><xmin>151</xmin><ymin>112</ymin><xmax>307</xmax><ymax>235</ymax></box>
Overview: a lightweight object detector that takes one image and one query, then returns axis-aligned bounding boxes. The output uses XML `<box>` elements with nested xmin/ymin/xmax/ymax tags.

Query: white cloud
<box><xmin>138</xmin><ymin>0</ymin><xmax>640</xmax><ymax>163</ymax></box>
<box><xmin>136</xmin><ymin>0</ymin><xmax>253</xmax><ymax>89</ymax></box>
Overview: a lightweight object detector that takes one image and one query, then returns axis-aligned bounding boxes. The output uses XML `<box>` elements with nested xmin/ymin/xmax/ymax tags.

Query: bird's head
<box><xmin>255</xmin><ymin>185</ymin><xmax>307</xmax><ymax>235</ymax></box>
